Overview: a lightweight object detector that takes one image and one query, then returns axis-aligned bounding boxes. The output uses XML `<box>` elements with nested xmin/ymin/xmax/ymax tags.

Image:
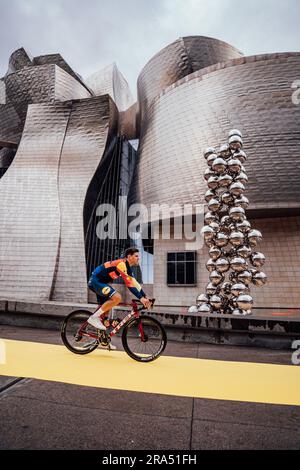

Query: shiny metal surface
<box><xmin>137</xmin><ymin>36</ymin><xmax>243</xmax><ymax>124</ymax></box>
<box><xmin>86</xmin><ymin>63</ymin><xmax>134</xmax><ymax>112</ymax></box>
<box><xmin>51</xmin><ymin>96</ymin><xmax>118</xmax><ymax>302</ymax></box>
<box><xmin>132</xmin><ymin>52</ymin><xmax>300</xmax><ymax>215</ymax></box>
<box><xmin>0</xmin><ymin>102</ymin><xmax>70</xmax><ymax>300</ymax></box>
<box><xmin>0</xmin><ymin>47</ymin><xmax>120</xmax><ymax>302</ymax></box>
<box><xmin>0</xmin><ymin>61</ymin><xmax>91</xmax><ymax>173</ymax></box>
<box><xmin>236</xmin><ymin>294</ymin><xmax>253</xmax><ymax>310</ymax></box>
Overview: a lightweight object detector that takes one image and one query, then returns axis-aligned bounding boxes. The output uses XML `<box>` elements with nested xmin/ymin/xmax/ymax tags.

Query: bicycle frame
<box><xmin>77</xmin><ymin>300</ymin><xmax>145</xmax><ymax>342</ymax></box>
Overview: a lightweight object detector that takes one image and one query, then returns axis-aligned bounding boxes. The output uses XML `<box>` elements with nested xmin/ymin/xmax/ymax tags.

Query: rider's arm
<box><xmin>116</xmin><ymin>261</ymin><xmax>146</xmax><ymax>300</ymax></box>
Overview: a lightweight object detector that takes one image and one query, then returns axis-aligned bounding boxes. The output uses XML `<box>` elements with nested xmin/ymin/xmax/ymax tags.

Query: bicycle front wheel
<box><xmin>122</xmin><ymin>315</ymin><xmax>167</xmax><ymax>362</ymax></box>
<box><xmin>61</xmin><ymin>310</ymin><xmax>99</xmax><ymax>355</ymax></box>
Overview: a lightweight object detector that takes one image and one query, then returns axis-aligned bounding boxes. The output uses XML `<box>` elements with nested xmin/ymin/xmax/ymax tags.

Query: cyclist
<box><xmin>87</xmin><ymin>247</ymin><xmax>151</xmax><ymax>349</ymax></box>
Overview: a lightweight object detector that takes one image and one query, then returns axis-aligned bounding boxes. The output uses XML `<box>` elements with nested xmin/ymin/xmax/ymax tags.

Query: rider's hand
<box><xmin>140</xmin><ymin>297</ymin><xmax>152</xmax><ymax>309</ymax></box>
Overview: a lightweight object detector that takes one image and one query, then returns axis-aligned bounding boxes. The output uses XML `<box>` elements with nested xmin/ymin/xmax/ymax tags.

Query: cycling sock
<box><xmin>91</xmin><ymin>308</ymin><xmax>104</xmax><ymax>318</ymax></box>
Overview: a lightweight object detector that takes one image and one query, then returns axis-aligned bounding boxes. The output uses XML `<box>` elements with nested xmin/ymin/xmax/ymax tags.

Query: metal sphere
<box><xmin>205</xmin><ymin>238</ymin><xmax>216</xmax><ymax>248</ymax></box>
<box><xmin>249</xmin><ymin>268</ymin><xmax>258</xmax><ymax>276</ymax></box>
<box><xmin>204</xmin><ymin>211</ymin><xmax>218</xmax><ymax>224</ymax></box>
<box><xmin>204</xmin><ymin>147</ymin><xmax>216</xmax><ymax>159</ymax></box>
<box><xmin>233</xmin><ymin>149</ymin><xmax>247</xmax><ymax>163</ymax></box>
<box><xmin>215</xmin><ymin>232</ymin><xmax>229</xmax><ymax>248</ymax></box>
<box><xmin>232</xmin><ymin>308</ymin><xmax>246</xmax><ymax>316</ymax></box>
<box><xmin>247</xmin><ymin>229</ymin><xmax>262</xmax><ymax>247</ymax></box>
<box><xmin>236</xmin><ymin>245</ymin><xmax>252</xmax><ymax>258</ymax></box>
<box><xmin>230</xmin><ymin>231</ymin><xmax>245</xmax><ymax>246</ymax></box>
<box><xmin>208</xmin><ymin>198</ymin><xmax>221</xmax><ymax>213</ymax></box>
<box><xmin>221</xmin><ymin>192</ymin><xmax>234</xmax><ymax>205</ymax></box>
<box><xmin>210</xmin><ymin>295</ymin><xmax>223</xmax><ymax>310</ymax></box>
<box><xmin>207</xmin><ymin>176</ymin><xmax>219</xmax><ymax>190</ymax></box>
<box><xmin>236</xmin><ymin>294</ymin><xmax>253</xmax><ymax>311</ymax></box>
<box><xmin>207</xmin><ymin>153</ymin><xmax>217</xmax><ymax>167</ymax></box>
<box><xmin>236</xmin><ymin>220</ymin><xmax>251</xmax><ymax>233</ymax></box>
<box><xmin>197</xmin><ymin>293</ymin><xmax>209</xmax><ymax>304</ymax></box>
<box><xmin>204</xmin><ymin>168</ymin><xmax>214</xmax><ymax>181</ymax></box>
<box><xmin>218</xmin><ymin>174</ymin><xmax>233</xmax><ymax>188</ymax></box>
<box><xmin>234</xmin><ymin>195</ymin><xmax>249</xmax><ymax>209</ymax></box>
<box><xmin>229</xmin><ymin>181</ymin><xmax>245</xmax><ymax>196</ymax></box>
<box><xmin>234</xmin><ymin>172</ymin><xmax>248</xmax><ymax>185</ymax></box>
<box><xmin>229</xmin><ymin>206</ymin><xmax>246</xmax><ymax>222</ymax></box>
<box><xmin>220</xmin><ymin>215</ymin><xmax>231</xmax><ymax>226</ymax></box>
<box><xmin>209</xmin><ymin>270</ymin><xmax>225</xmax><ymax>286</ymax></box>
<box><xmin>198</xmin><ymin>303</ymin><xmax>212</xmax><ymax>313</ymax></box>
<box><xmin>220</xmin><ymin>281</ymin><xmax>232</xmax><ymax>295</ymax></box>
<box><xmin>201</xmin><ymin>225</ymin><xmax>215</xmax><ymax>240</ymax></box>
<box><xmin>205</xmin><ymin>189</ymin><xmax>216</xmax><ymax>203</ymax></box>
<box><xmin>206</xmin><ymin>259</ymin><xmax>216</xmax><ymax>272</ymax></box>
<box><xmin>231</xmin><ymin>256</ymin><xmax>247</xmax><ymax>272</ymax></box>
<box><xmin>227</xmin><ymin>158</ymin><xmax>242</xmax><ymax>174</ymax></box>
<box><xmin>219</xmin><ymin>143</ymin><xmax>231</xmax><ymax>159</ymax></box>
<box><xmin>209</xmin><ymin>221</ymin><xmax>220</xmax><ymax>232</ymax></box>
<box><xmin>252</xmin><ymin>271</ymin><xmax>267</xmax><ymax>286</ymax></box>
<box><xmin>212</xmin><ymin>157</ymin><xmax>227</xmax><ymax>174</ymax></box>
<box><xmin>229</xmin><ymin>135</ymin><xmax>243</xmax><ymax>150</ymax></box>
<box><xmin>209</xmin><ymin>246</ymin><xmax>222</xmax><ymax>260</ymax></box>
<box><xmin>237</xmin><ymin>270</ymin><xmax>252</xmax><ymax>285</ymax></box>
<box><xmin>188</xmin><ymin>305</ymin><xmax>199</xmax><ymax>313</ymax></box>
<box><xmin>215</xmin><ymin>257</ymin><xmax>230</xmax><ymax>273</ymax></box>
<box><xmin>231</xmin><ymin>283</ymin><xmax>248</xmax><ymax>297</ymax></box>
<box><xmin>206</xmin><ymin>282</ymin><xmax>218</xmax><ymax>295</ymax></box>
<box><xmin>250</xmin><ymin>252</ymin><xmax>266</xmax><ymax>268</ymax></box>
<box><xmin>228</xmin><ymin>129</ymin><xmax>242</xmax><ymax>138</ymax></box>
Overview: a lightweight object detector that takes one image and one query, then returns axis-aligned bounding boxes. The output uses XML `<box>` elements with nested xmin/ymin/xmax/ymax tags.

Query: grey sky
<box><xmin>0</xmin><ymin>0</ymin><xmax>299</xmax><ymax>98</ymax></box>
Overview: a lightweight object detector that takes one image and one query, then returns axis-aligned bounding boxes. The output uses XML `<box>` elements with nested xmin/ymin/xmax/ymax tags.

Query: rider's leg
<box><xmin>93</xmin><ymin>292</ymin><xmax>122</xmax><ymax>320</ymax></box>
<box><xmin>87</xmin><ymin>292</ymin><xmax>122</xmax><ymax>336</ymax></box>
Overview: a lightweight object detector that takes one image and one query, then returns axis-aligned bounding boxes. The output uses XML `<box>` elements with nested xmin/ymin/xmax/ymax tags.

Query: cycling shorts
<box><xmin>88</xmin><ymin>277</ymin><xmax>117</xmax><ymax>305</ymax></box>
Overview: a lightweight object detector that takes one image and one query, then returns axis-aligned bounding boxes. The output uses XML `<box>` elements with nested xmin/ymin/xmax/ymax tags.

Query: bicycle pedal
<box><xmin>98</xmin><ymin>331</ymin><xmax>109</xmax><ymax>346</ymax></box>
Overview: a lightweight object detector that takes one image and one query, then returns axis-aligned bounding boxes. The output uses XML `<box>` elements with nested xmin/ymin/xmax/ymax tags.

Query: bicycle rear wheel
<box><xmin>122</xmin><ymin>315</ymin><xmax>167</xmax><ymax>362</ymax></box>
<box><xmin>61</xmin><ymin>310</ymin><xmax>99</xmax><ymax>355</ymax></box>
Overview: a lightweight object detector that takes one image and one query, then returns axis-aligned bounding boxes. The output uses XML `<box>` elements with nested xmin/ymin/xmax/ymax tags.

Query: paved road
<box><xmin>0</xmin><ymin>325</ymin><xmax>300</xmax><ymax>450</ymax></box>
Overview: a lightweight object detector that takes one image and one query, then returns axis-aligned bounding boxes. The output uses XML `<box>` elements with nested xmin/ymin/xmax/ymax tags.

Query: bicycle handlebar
<box><xmin>132</xmin><ymin>298</ymin><xmax>155</xmax><ymax>310</ymax></box>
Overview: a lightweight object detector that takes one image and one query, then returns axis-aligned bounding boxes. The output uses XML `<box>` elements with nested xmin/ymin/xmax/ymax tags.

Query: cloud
<box><xmin>0</xmin><ymin>0</ymin><xmax>299</xmax><ymax>98</ymax></box>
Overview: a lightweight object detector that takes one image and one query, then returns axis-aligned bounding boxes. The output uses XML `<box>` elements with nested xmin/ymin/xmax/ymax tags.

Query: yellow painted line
<box><xmin>0</xmin><ymin>339</ymin><xmax>299</xmax><ymax>406</ymax></box>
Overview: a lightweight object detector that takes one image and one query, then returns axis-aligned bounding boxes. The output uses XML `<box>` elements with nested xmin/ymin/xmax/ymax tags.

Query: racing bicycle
<box><xmin>61</xmin><ymin>298</ymin><xmax>167</xmax><ymax>362</ymax></box>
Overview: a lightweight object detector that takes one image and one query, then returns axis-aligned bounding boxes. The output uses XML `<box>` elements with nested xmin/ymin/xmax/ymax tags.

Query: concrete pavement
<box><xmin>0</xmin><ymin>325</ymin><xmax>300</xmax><ymax>450</ymax></box>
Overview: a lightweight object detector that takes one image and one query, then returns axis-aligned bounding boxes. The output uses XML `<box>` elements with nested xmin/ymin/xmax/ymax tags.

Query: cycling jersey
<box><xmin>89</xmin><ymin>258</ymin><xmax>146</xmax><ymax>300</ymax></box>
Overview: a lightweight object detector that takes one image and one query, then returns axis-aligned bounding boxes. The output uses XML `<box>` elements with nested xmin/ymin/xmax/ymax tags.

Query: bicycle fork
<box><xmin>137</xmin><ymin>319</ymin><xmax>146</xmax><ymax>342</ymax></box>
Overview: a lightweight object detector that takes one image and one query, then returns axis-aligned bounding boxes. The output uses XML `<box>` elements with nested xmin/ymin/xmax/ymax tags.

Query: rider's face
<box><xmin>127</xmin><ymin>252</ymin><xmax>139</xmax><ymax>266</ymax></box>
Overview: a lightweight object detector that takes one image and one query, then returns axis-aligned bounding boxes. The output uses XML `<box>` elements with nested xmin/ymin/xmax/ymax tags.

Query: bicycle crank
<box><xmin>98</xmin><ymin>331</ymin><xmax>110</xmax><ymax>346</ymax></box>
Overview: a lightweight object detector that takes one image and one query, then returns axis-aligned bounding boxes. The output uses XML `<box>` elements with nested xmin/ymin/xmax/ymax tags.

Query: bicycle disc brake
<box><xmin>74</xmin><ymin>332</ymin><xmax>83</xmax><ymax>342</ymax></box>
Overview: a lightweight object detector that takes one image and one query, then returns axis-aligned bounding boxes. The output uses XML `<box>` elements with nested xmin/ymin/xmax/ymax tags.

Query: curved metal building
<box><xmin>137</xmin><ymin>36</ymin><xmax>243</xmax><ymax>124</ymax></box>
<box><xmin>134</xmin><ymin>52</ymin><xmax>300</xmax><ymax>216</ymax></box>
<box><xmin>0</xmin><ymin>48</ymin><xmax>135</xmax><ymax>302</ymax></box>
<box><xmin>86</xmin><ymin>62</ymin><xmax>134</xmax><ymax>112</ymax></box>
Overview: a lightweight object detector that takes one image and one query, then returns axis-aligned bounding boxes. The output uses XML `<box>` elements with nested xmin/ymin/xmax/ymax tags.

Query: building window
<box><xmin>167</xmin><ymin>251</ymin><xmax>197</xmax><ymax>286</ymax></box>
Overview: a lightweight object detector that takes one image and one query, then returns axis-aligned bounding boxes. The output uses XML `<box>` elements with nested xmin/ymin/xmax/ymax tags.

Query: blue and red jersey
<box><xmin>90</xmin><ymin>258</ymin><xmax>146</xmax><ymax>300</ymax></box>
